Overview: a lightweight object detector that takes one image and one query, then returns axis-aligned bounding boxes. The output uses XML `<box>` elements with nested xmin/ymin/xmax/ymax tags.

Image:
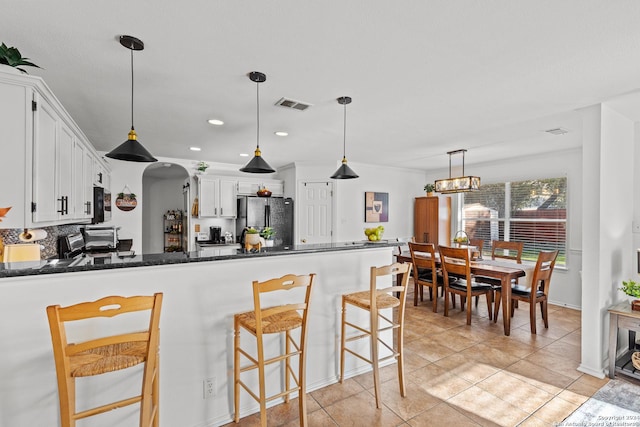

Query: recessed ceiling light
<box><xmin>240</xmin><ymin>153</ymin><xmax>249</xmax><ymax>157</ymax></box>
<box><xmin>274</xmin><ymin>131</ymin><xmax>288</xmax><ymax>137</ymax></box>
<box><xmin>208</xmin><ymin>119</ymin><xmax>224</xmax><ymax>126</ymax></box>
<box><xmin>190</xmin><ymin>147</ymin><xmax>201</xmax><ymax>151</ymax></box>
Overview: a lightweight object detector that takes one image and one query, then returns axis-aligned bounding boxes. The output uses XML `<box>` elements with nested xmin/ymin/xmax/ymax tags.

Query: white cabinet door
<box><xmin>198</xmin><ymin>178</ymin><xmax>219</xmax><ymax>217</ymax></box>
<box><xmin>57</xmin><ymin>122</ymin><xmax>74</xmax><ymax>219</ymax></box>
<box><xmin>32</xmin><ymin>95</ymin><xmax>59</xmax><ymax>223</ymax></box>
<box><xmin>219</xmin><ymin>179</ymin><xmax>237</xmax><ymax>218</ymax></box>
<box><xmin>73</xmin><ymin>141</ymin><xmax>94</xmax><ymax>220</ymax></box>
<box><xmin>93</xmin><ymin>157</ymin><xmax>105</xmax><ymax>187</ymax></box>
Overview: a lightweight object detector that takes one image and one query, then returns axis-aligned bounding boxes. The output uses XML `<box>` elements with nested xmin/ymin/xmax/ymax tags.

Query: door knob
<box><xmin>301</xmin><ymin>239</ymin><xmax>307</xmax><ymax>243</ymax></box>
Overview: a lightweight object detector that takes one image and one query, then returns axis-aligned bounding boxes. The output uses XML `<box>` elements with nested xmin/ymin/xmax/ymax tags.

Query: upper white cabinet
<box><xmin>237</xmin><ymin>178</ymin><xmax>284</xmax><ymax>197</ymax></box>
<box><xmin>196</xmin><ymin>176</ymin><xmax>237</xmax><ymax>218</ymax></box>
<box><xmin>0</xmin><ymin>70</ymin><xmax>109</xmax><ymax>228</ymax></box>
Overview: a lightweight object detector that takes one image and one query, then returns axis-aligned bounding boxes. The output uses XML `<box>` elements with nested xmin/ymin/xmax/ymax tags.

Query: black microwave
<box><xmin>92</xmin><ymin>187</ymin><xmax>112</xmax><ymax>224</ymax></box>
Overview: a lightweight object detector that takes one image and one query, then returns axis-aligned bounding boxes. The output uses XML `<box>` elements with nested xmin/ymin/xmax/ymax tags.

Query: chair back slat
<box><xmin>531</xmin><ymin>250</ymin><xmax>559</xmax><ymax>295</ymax></box>
<box><xmin>491</xmin><ymin>240</ymin><xmax>524</xmax><ymax>263</ymax></box>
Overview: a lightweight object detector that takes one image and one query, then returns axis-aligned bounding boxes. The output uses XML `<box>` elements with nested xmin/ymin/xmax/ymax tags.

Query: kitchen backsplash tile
<box><xmin>0</xmin><ymin>224</ymin><xmax>82</xmax><ymax>259</ymax></box>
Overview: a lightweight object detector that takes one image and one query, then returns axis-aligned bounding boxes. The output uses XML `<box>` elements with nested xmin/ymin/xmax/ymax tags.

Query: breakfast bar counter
<box><xmin>0</xmin><ymin>242</ymin><xmax>395</xmax><ymax>427</ymax></box>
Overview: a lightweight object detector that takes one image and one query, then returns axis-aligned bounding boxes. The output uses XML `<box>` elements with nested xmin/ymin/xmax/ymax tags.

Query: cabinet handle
<box><xmin>57</xmin><ymin>197</ymin><xmax>65</xmax><ymax>214</ymax></box>
<box><xmin>64</xmin><ymin>196</ymin><xmax>69</xmax><ymax>215</ymax></box>
<box><xmin>97</xmin><ymin>172</ymin><xmax>103</xmax><ymax>184</ymax></box>
<box><xmin>220</xmin><ymin>208</ymin><xmax>223</xmax><ymax>215</ymax></box>
<box><xmin>85</xmin><ymin>201</ymin><xmax>92</xmax><ymax>215</ymax></box>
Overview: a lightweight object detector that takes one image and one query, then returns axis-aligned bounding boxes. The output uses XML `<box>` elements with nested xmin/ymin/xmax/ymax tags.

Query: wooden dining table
<box><xmin>397</xmin><ymin>251</ymin><xmax>526</xmax><ymax>336</ymax></box>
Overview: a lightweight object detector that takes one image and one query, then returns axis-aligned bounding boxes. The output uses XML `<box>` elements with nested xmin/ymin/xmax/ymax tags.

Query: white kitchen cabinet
<box><xmin>196</xmin><ymin>176</ymin><xmax>237</xmax><ymax>218</ymax></box>
<box><xmin>0</xmin><ymin>69</ymin><xmax>107</xmax><ymax>228</ymax></box>
<box><xmin>237</xmin><ymin>178</ymin><xmax>284</xmax><ymax>197</ymax></box>
<box><xmin>73</xmin><ymin>141</ymin><xmax>95</xmax><ymax>220</ymax></box>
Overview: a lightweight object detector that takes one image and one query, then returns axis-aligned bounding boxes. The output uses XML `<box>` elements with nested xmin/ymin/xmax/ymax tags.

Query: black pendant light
<box><xmin>240</xmin><ymin>71</ymin><xmax>275</xmax><ymax>173</ymax></box>
<box><xmin>330</xmin><ymin>96</ymin><xmax>359</xmax><ymax>179</ymax></box>
<box><xmin>106</xmin><ymin>35</ymin><xmax>157</xmax><ymax>163</ymax></box>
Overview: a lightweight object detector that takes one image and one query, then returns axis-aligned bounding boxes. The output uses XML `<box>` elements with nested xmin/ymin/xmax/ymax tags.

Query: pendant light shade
<box><xmin>434</xmin><ymin>149</ymin><xmax>480</xmax><ymax>193</ymax></box>
<box><xmin>331</xmin><ymin>96</ymin><xmax>358</xmax><ymax>179</ymax></box>
<box><xmin>106</xmin><ymin>35</ymin><xmax>157</xmax><ymax>163</ymax></box>
<box><xmin>240</xmin><ymin>71</ymin><xmax>275</xmax><ymax>173</ymax></box>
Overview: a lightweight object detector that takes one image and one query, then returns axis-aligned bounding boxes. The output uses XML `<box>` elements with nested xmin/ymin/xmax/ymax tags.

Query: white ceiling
<box><xmin>5</xmin><ymin>1</ymin><xmax>640</xmax><ymax>171</ymax></box>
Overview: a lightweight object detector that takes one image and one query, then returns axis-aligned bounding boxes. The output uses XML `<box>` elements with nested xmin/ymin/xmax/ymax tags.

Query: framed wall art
<box><xmin>365</xmin><ymin>191</ymin><xmax>388</xmax><ymax>223</ymax></box>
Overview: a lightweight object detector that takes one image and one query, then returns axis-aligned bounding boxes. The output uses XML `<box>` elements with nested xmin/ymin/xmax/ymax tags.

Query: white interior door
<box><xmin>297</xmin><ymin>181</ymin><xmax>333</xmax><ymax>244</ymax></box>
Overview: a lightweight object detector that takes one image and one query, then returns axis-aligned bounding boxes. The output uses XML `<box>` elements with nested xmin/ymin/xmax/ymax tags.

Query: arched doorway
<box><xmin>142</xmin><ymin>163</ymin><xmax>190</xmax><ymax>254</ymax></box>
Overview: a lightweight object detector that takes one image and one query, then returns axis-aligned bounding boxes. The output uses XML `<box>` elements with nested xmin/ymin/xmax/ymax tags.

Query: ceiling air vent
<box><xmin>544</xmin><ymin>127</ymin><xmax>569</xmax><ymax>135</ymax></box>
<box><xmin>275</xmin><ymin>97</ymin><xmax>312</xmax><ymax>111</ymax></box>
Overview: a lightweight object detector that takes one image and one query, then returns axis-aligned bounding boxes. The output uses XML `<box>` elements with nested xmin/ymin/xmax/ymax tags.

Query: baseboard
<box><xmin>577</xmin><ymin>363</ymin><xmax>606</xmax><ymax>379</ymax></box>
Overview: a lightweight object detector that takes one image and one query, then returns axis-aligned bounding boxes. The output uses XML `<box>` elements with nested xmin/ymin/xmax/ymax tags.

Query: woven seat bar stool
<box><xmin>234</xmin><ymin>273</ymin><xmax>315</xmax><ymax>427</ymax></box>
<box><xmin>339</xmin><ymin>262</ymin><xmax>411</xmax><ymax>408</ymax></box>
<box><xmin>46</xmin><ymin>293</ymin><xmax>163</xmax><ymax>427</ymax></box>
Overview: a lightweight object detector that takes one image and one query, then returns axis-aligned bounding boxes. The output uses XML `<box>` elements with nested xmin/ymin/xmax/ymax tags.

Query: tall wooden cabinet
<box><xmin>414</xmin><ymin>196</ymin><xmax>451</xmax><ymax>246</ymax></box>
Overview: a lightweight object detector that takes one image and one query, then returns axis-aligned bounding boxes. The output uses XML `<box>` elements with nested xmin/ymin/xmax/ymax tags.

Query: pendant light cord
<box><xmin>343</xmin><ymin>100</ymin><xmax>347</xmax><ymax>158</ymax></box>
<box><xmin>130</xmin><ymin>48</ymin><xmax>135</xmax><ymax>130</ymax></box>
<box><xmin>256</xmin><ymin>79</ymin><xmax>260</xmax><ymax>149</ymax></box>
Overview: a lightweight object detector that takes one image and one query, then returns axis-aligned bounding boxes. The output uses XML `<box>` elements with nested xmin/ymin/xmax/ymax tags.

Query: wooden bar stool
<box><xmin>46</xmin><ymin>293</ymin><xmax>163</xmax><ymax>427</ymax></box>
<box><xmin>234</xmin><ymin>273</ymin><xmax>315</xmax><ymax>426</ymax></box>
<box><xmin>339</xmin><ymin>262</ymin><xmax>411</xmax><ymax>408</ymax></box>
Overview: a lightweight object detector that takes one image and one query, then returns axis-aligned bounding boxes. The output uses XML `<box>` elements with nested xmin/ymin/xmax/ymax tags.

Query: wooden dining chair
<box><xmin>408</xmin><ymin>242</ymin><xmax>444</xmax><ymax>311</ymax></box>
<box><xmin>47</xmin><ymin>293</ymin><xmax>163</xmax><ymax>427</ymax></box>
<box><xmin>494</xmin><ymin>250</ymin><xmax>559</xmax><ymax>334</ymax></box>
<box><xmin>469</xmin><ymin>238</ymin><xmax>484</xmax><ymax>259</ymax></box>
<box><xmin>340</xmin><ymin>262</ymin><xmax>411</xmax><ymax>408</ymax></box>
<box><xmin>439</xmin><ymin>246</ymin><xmax>493</xmax><ymax>325</ymax></box>
<box><xmin>234</xmin><ymin>273</ymin><xmax>315</xmax><ymax>427</ymax></box>
<box><xmin>395</xmin><ymin>236</ymin><xmax>415</xmax><ymax>260</ymax></box>
<box><xmin>491</xmin><ymin>240</ymin><xmax>524</xmax><ymax>262</ymax></box>
<box><xmin>475</xmin><ymin>240</ymin><xmax>524</xmax><ymax>307</ymax></box>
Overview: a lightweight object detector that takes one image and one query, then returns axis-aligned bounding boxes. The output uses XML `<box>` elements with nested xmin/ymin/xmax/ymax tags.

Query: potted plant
<box><xmin>620</xmin><ymin>279</ymin><xmax>640</xmax><ymax>311</ymax></box>
<box><xmin>0</xmin><ymin>43</ymin><xmax>41</xmax><ymax>74</ymax></box>
<box><xmin>196</xmin><ymin>161</ymin><xmax>209</xmax><ymax>173</ymax></box>
<box><xmin>423</xmin><ymin>183</ymin><xmax>435</xmax><ymax>196</ymax></box>
<box><xmin>245</xmin><ymin>227</ymin><xmax>261</xmax><ymax>246</ymax></box>
<box><xmin>260</xmin><ymin>227</ymin><xmax>276</xmax><ymax>246</ymax></box>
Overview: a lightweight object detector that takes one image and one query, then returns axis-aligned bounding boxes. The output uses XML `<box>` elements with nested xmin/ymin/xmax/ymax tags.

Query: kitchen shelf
<box><xmin>163</xmin><ymin>210</ymin><xmax>184</xmax><ymax>252</ymax></box>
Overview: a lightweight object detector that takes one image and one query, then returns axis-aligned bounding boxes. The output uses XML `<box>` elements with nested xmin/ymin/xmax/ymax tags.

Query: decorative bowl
<box><xmin>257</xmin><ymin>189</ymin><xmax>272</xmax><ymax>197</ymax></box>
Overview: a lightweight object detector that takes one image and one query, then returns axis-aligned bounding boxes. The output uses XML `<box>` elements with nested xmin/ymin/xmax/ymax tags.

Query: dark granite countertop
<box><xmin>0</xmin><ymin>240</ymin><xmax>397</xmax><ymax>278</ymax></box>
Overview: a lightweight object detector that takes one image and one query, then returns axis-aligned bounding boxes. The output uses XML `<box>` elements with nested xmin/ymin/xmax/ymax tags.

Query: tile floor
<box><xmin>226</xmin><ymin>283</ymin><xmax>609</xmax><ymax>426</ymax></box>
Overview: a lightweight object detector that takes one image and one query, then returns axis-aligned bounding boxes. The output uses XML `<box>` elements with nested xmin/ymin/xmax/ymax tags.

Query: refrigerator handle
<box><xmin>265</xmin><ymin>204</ymin><xmax>270</xmax><ymax>227</ymax></box>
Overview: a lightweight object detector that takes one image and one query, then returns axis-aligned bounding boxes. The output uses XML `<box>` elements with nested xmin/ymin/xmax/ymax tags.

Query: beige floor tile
<box><xmin>485</xmin><ymin>335</ymin><xmax>539</xmax><ymax>359</ymax></box>
<box><xmin>564</xmin><ymin>375</ymin><xmax>609</xmax><ymax>398</ymax></box>
<box><xmin>531</xmin><ymin>396</ymin><xmax>579</xmax><ymax>424</ymax></box>
<box><xmin>429</xmin><ymin>328</ymin><xmax>486</xmax><ymax>352</ymax></box>
<box><xmin>379</xmin><ymin>377</ymin><xmax>443</xmax><ymax>420</ymax></box>
<box><xmin>434</xmin><ymin>353</ymin><xmax>501</xmax><ymax>384</ymax></box>
<box><xmin>507</xmin><ymin>328</ymin><xmax>556</xmax><ymax>349</ymax></box>
<box><xmin>409</xmin><ymin>363</ymin><xmax>474</xmax><ymax>400</ymax></box>
<box><xmin>322</xmin><ymin>389</ymin><xmax>405</xmax><ymax>426</ymax></box>
<box><xmin>559</xmin><ymin>329</ymin><xmax>581</xmax><ymax>347</ymax></box>
<box><xmin>403</xmin><ymin>347</ymin><xmax>432</xmax><ymax>373</ymax></box>
<box><xmin>524</xmin><ymin>348</ymin><xmax>582</xmax><ymax>380</ymax></box>
<box><xmin>516</xmin><ymin>415</ymin><xmax>554</xmax><ymax>426</ymax></box>
<box><xmin>310</xmin><ymin>378</ymin><xmax>365</xmax><ymax>408</ymax></box>
<box><xmin>352</xmin><ymin>363</ymin><xmax>400</xmax><ymax>390</ymax></box>
<box><xmin>448</xmin><ymin>385</ymin><xmax>530</xmax><ymax>426</ymax></box>
<box><xmin>458</xmin><ymin>343</ymin><xmax>522</xmax><ymax>370</ymax></box>
<box><xmin>542</xmin><ymin>340</ymin><xmax>581</xmax><ymax>362</ymax></box>
<box><xmin>504</xmin><ymin>360</ymin><xmax>570</xmax><ymax>394</ymax></box>
<box><xmin>476</xmin><ymin>371</ymin><xmax>554</xmax><ymax>413</ymax></box>
<box><xmin>555</xmin><ymin>389</ymin><xmax>589</xmax><ymax>406</ymax></box>
<box><xmin>407</xmin><ymin>402</ymin><xmax>481</xmax><ymax>427</ymax></box>
<box><xmin>281</xmin><ymin>408</ymin><xmax>338</xmax><ymax>427</ymax></box>
<box><xmin>405</xmin><ymin>337</ymin><xmax>457</xmax><ymax>362</ymax></box>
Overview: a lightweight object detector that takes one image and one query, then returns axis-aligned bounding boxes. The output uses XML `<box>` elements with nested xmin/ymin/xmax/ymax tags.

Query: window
<box><xmin>462</xmin><ymin>177</ymin><xmax>567</xmax><ymax>266</ymax></box>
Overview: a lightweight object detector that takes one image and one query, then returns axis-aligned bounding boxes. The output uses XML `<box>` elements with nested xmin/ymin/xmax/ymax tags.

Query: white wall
<box><xmin>293</xmin><ymin>161</ymin><xmax>426</xmax><ymax>243</ymax></box>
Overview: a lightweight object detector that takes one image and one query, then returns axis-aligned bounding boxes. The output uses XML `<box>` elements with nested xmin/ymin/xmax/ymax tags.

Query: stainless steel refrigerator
<box><xmin>236</xmin><ymin>196</ymin><xmax>294</xmax><ymax>247</ymax></box>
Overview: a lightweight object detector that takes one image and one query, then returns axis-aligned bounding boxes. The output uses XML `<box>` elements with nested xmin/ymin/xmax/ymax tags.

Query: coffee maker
<box><xmin>210</xmin><ymin>226</ymin><xmax>222</xmax><ymax>244</ymax></box>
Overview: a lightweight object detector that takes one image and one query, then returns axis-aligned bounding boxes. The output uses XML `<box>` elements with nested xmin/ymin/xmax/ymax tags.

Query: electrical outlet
<box><xmin>203</xmin><ymin>377</ymin><xmax>215</xmax><ymax>399</ymax></box>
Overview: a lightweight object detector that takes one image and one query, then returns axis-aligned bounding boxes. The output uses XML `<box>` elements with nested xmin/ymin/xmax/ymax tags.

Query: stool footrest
<box><xmin>74</xmin><ymin>395</ymin><xmax>142</xmax><ymax>420</ymax></box>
